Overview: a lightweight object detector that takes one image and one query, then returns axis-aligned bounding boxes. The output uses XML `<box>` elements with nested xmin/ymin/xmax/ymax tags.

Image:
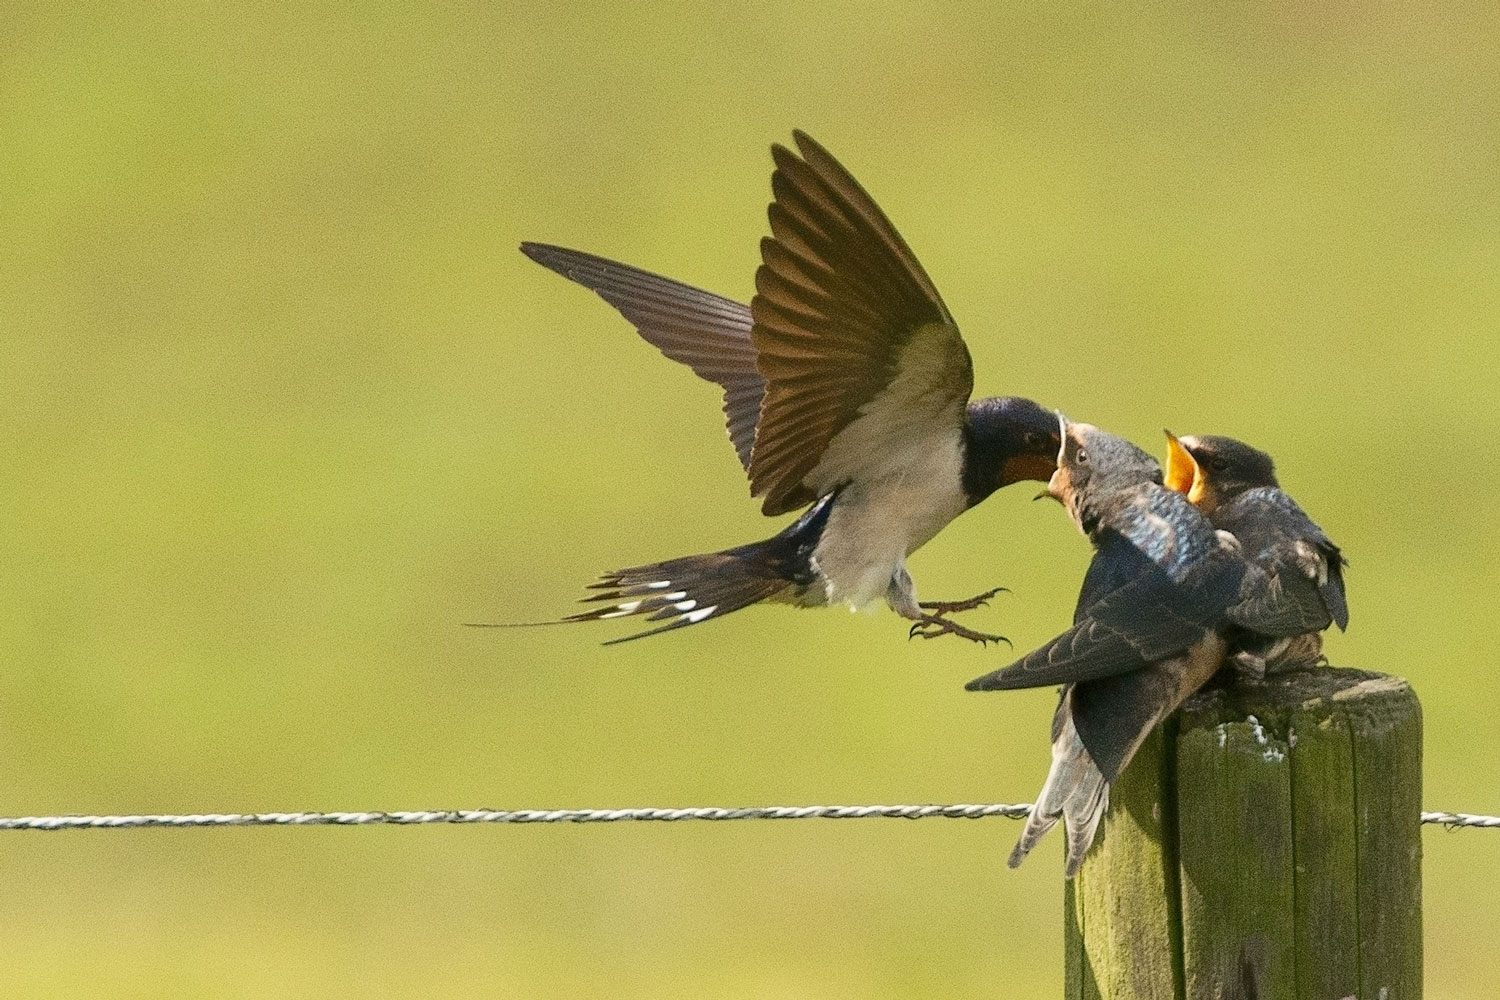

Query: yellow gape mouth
<box><xmin>1163</xmin><ymin>431</ymin><xmax>1204</xmax><ymax>502</ymax></box>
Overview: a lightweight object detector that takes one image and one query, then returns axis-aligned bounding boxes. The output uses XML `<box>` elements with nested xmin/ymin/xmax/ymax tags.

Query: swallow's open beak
<box><xmin>1163</xmin><ymin>430</ymin><xmax>1201</xmax><ymax>499</ymax></box>
<box><xmin>1041</xmin><ymin>412</ymin><xmax>1072</xmax><ymax>504</ymax></box>
<box><xmin>1041</xmin><ymin>471</ymin><xmax>1068</xmax><ymax>504</ymax></box>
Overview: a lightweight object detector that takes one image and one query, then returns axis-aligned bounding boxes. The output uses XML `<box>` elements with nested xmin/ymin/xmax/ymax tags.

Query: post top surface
<box><xmin>1180</xmin><ymin>666</ymin><xmax>1418</xmax><ymax>733</ymax></box>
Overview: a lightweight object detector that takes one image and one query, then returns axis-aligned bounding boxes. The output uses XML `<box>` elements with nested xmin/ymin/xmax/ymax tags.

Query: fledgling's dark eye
<box><xmin>1075</xmin><ymin>448</ymin><xmax>1088</xmax><ymax>464</ymax></box>
<box><xmin>1207</xmin><ymin>456</ymin><xmax>1229</xmax><ymax>473</ymax></box>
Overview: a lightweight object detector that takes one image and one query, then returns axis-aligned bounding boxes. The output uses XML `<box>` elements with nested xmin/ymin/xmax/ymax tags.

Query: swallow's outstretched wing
<box><xmin>747</xmin><ymin>131</ymin><xmax>974</xmax><ymax>515</ymax></box>
<box><xmin>966</xmin><ymin>530</ymin><xmax>1244</xmax><ymax>692</ymax></box>
<box><xmin>520</xmin><ymin>242</ymin><xmax>765</xmax><ymax>472</ymax></box>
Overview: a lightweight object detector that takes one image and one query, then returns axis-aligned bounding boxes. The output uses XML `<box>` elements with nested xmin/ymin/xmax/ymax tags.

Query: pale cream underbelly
<box><xmin>810</xmin><ymin>478</ymin><xmax>968</xmax><ymax>610</ymax></box>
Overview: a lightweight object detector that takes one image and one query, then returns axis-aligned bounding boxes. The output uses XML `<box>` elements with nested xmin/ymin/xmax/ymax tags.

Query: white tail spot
<box><xmin>684</xmin><ymin>606</ymin><xmax>716</xmax><ymax>624</ymax></box>
<box><xmin>646</xmin><ymin>581</ymin><xmax>672</xmax><ymax>589</ymax></box>
<box><xmin>671</xmin><ymin>599</ymin><xmax>697</xmax><ymax>612</ymax></box>
<box><xmin>660</xmin><ymin>591</ymin><xmax>688</xmax><ymax>601</ymax></box>
<box><xmin>600</xmin><ymin>600</ymin><xmax>642</xmax><ymax>619</ymax></box>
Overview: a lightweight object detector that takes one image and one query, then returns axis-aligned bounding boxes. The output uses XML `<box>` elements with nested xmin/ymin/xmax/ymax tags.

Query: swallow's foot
<box><xmin>1230</xmin><ymin>649</ymin><xmax>1268</xmax><ymax>684</ymax></box>
<box><xmin>1259</xmin><ymin>633</ymin><xmax>1326</xmax><ymax>677</ymax></box>
<box><xmin>918</xmin><ymin>587</ymin><xmax>1008</xmax><ymax>616</ymax></box>
<box><xmin>908</xmin><ymin>614</ymin><xmax>1009</xmax><ymax>647</ymax></box>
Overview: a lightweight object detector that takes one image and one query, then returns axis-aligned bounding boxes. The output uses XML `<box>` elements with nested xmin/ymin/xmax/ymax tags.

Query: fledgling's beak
<box><xmin>1040</xmin><ymin>412</ymin><xmax>1072</xmax><ymax>504</ymax></box>
<box><xmin>1162</xmin><ymin>430</ymin><xmax>1200</xmax><ymax>498</ymax></box>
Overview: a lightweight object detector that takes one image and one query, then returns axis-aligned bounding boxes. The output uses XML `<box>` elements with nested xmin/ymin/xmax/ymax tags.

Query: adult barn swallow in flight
<box><xmin>512</xmin><ymin>132</ymin><xmax>1061</xmax><ymax>644</ymax></box>
<box><xmin>1163</xmin><ymin>433</ymin><xmax>1348</xmax><ymax>677</ymax></box>
<box><xmin>965</xmin><ymin>421</ymin><xmax>1248</xmax><ymax>876</ymax></box>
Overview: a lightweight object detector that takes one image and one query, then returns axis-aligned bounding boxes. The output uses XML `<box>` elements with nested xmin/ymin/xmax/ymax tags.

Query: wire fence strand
<box><xmin>0</xmin><ymin>803</ymin><xmax>1494</xmax><ymax>832</ymax></box>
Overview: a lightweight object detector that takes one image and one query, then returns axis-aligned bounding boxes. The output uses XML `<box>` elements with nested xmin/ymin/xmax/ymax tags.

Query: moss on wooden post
<box><xmin>1066</xmin><ymin>724</ymin><xmax>1182</xmax><ymax>999</ymax></box>
<box><xmin>1064</xmin><ymin>667</ymin><xmax>1422</xmax><ymax>1000</ymax></box>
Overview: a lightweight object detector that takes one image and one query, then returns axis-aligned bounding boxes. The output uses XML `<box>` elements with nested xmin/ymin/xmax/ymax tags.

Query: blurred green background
<box><xmin>2</xmin><ymin>3</ymin><xmax>1497</xmax><ymax>996</ymax></box>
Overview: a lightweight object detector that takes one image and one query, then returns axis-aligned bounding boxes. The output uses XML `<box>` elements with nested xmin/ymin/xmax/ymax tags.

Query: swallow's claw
<box><xmin>1230</xmin><ymin>650</ymin><xmax>1268</xmax><ymax>684</ymax></box>
<box><xmin>908</xmin><ymin>613</ymin><xmax>1009</xmax><ymax>647</ymax></box>
<box><xmin>918</xmin><ymin>587</ymin><xmax>1009</xmax><ymax>616</ymax></box>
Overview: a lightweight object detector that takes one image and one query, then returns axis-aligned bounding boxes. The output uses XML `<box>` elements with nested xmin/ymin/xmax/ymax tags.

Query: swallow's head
<box><xmin>1047</xmin><ymin>420</ymin><xmax>1161</xmax><ymax>531</ymax></box>
<box><xmin>1163</xmin><ymin>432</ymin><xmax>1278</xmax><ymax>515</ymax></box>
<box><xmin>964</xmin><ymin>396</ymin><xmax>1062</xmax><ymax>499</ymax></box>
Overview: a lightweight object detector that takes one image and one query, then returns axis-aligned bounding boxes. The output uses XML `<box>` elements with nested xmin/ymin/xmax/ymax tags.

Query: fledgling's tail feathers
<box><xmin>1010</xmin><ymin>693</ymin><xmax>1111</xmax><ymax>879</ymax></box>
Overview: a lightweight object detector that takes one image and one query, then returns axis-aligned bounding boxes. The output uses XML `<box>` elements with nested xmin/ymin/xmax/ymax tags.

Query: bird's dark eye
<box><xmin>1207</xmin><ymin>456</ymin><xmax>1229</xmax><ymax>473</ymax></box>
<box><xmin>1075</xmin><ymin>448</ymin><xmax>1088</xmax><ymax>464</ymax></box>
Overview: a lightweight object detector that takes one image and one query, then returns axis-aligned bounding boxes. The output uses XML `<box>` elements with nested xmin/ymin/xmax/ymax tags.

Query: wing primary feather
<box><xmin>748</xmin><ymin>135</ymin><xmax>972</xmax><ymax>513</ymax></box>
<box><xmin>520</xmin><ymin>241</ymin><xmax>765</xmax><ymax>473</ymax></box>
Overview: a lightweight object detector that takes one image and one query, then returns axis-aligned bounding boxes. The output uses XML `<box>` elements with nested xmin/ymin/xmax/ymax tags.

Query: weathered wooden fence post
<box><xmin>1064</xmin><ymin>667</ymin><xmax>1422</xmax><ymax>999</ymax></box>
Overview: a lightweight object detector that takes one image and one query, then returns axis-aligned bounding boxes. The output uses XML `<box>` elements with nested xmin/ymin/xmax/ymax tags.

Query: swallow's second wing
<box><xmin>748</xmin><ymin>131</ymin><xmax>973</xmax><ymax>515</ymax></box>
<box><xmin>520</xmin><ymin>242</ymin><xmax>765</xmax><ymax>472</ymax></box>
<box><xmin>966</xmin><ymin>532</ymin><xmax>1244</xmax><ymax>692</ymax></box>
<box><xmin>1218</xmin><ymin>487</ymin><xmax>1349</xmax><ymax>634</ymax></box>
<box><xmin>1070</xmin><ymin>527</ymin><xmax>1157</xmax><ymax>624</ymax></box>
<box><xmin>1319</xmin><ymin>555</ymin><xmax>1349</xmax><ymax>631</ymax></box>
<box><xmin>1225</xmin><ymin>560</ymin><xmax>1335</xmax><ymax>638</ymax></box>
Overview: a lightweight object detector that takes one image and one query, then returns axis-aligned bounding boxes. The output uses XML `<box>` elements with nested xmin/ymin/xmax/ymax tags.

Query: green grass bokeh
<box><xmin>2</xmin><ymin>4</ymin><xmax>1497</xmax><ymax>996</ymax></box>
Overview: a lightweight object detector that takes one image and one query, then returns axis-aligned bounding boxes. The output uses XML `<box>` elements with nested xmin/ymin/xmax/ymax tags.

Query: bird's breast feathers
<box><xmin>809</xmin><ymin>426</ymin><xmax>969</xmax><ymax>609</ymax></box>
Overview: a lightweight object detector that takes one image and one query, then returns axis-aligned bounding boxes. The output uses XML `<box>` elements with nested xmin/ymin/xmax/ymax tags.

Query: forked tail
<box><xmin>563</xmin><ymin>548</ymin><xmax>796</xmax><ymax>644</ymax></box>
<box><xmin>485</xmin><ymin>495</ymin><xmax>833</xmax><ymax>644</ymax></box>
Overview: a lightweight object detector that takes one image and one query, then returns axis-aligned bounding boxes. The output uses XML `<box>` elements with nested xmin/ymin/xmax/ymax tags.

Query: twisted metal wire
<box><xmin>1420</xmin><ymin>811</ymin><xmax>1500</xmax><ymax>830</ymax></box>
<box><xmin>0</xmin><ymin>803</ymin><xmax>1493</xmax><ymax>832</ymax></box>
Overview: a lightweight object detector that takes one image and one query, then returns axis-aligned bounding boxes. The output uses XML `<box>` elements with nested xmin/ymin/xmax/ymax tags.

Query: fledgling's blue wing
<box><xmin>1071</xmin><ymin>528</ymin><xmax>1154</xmax><ymax>625</ymax></box>
<box><xmin>1218</xmin><ymin>487</ymin><xmax>1348</xmax><ymax>635</ymax></box>
<box><xmin>967</xmin><ymin>535</ymin><xmax>1243</xmax><ymax>692</ymax></box>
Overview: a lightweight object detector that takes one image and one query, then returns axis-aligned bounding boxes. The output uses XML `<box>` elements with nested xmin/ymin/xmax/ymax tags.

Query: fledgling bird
<box><xmin>965</xmin><ymin>420</ymin><xmax>1249</xmax><ymax>876</ymax></box>
<box><xmin>508</xmin><ymin>132</ymin><xmax>1062</xmax><ymax>645</ymax></box>
<box><xmin>1163</xmin><ymin>432</ymin><xmax>1349</xmax><ymax>678</ymax></box>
